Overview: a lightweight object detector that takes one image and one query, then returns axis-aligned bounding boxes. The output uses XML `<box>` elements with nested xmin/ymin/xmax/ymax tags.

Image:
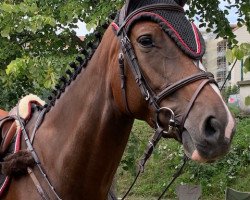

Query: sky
<box><xmin>219</xmin><ymin>0</ymin><xmax>238</xmax><ymax>23</ymax></box>
<box><xmin>74</xmin><ymin>1</ymin><xmax>239</xmax><ymax>36</ymax></box>
<box><xmin>74</xmin><ymin>21</ymin><xmax>90</xmax><ymax>36</ymax></box>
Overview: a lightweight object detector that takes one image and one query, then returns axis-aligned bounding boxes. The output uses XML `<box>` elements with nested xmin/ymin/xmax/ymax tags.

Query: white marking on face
<box><xmin>196</xmin><ymin>61</ymin><xmax>206</xmax><ymax>71</ymax></box>
<box><xmin>195</xmin><ymin>61</ymin><xmax>235</xmax><ymax>139</ymax></box>
<box><xmin>209</xmin><ymin>84</ymin><xmax>235</xmax><ymax>139</ymax></box>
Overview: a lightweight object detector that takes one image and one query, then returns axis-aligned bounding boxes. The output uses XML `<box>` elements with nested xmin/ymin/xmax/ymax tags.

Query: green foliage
<box><xmin>117</xmin><ymin>118</ymin><xmax>250</xmax><ymax>199</ymax></box>
<box><xmin>226</xmin><ymin>43</ymin><xmax>250</xmax><ymax>72</ymax></box>
<box><xmin>0</xmin><ymin>54</ymin><xmax>75</xmax><ymax>110</ymax></box>
<box><xmin>228</xmin><ymin>104</ymin><xmax>241</xmax><ymax>117</ymax></box>
<box><xmin>0</xmin><ymin>0</ymin><xmax>87</xmax><ymax>109</ymax></box>
<box><xmin>245</xmin><ymin>96</ymin><xmax>250</xmax><ymax>106</ymax></box>
<box><xmin>186</xmin><ymin>0</ymin><xmax>250</xmax><ymax>44</ymax></box>
<box><xmin>222</xmin><ymin>85</ymin><xmax>239</xmax><ymax>101</ymax></box>
<box><xmin>245</xmin><ymin>57</ymin><xmax>250</xmax><ymax>72</ymax></box>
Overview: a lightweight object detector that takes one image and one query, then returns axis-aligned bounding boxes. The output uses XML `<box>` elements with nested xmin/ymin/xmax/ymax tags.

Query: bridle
<box><xmin>112</xmin><ymin>3</ymin><xmax>217</xmax><ymax>199</ymax></box>
<box><xmin>115</xmin><ymin>3</ymin><xmax>216</xmax><ymax>139</ymax></box>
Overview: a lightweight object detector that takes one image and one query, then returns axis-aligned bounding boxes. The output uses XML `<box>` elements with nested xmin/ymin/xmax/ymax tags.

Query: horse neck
<box><xmin>34</xmin><ymin>26</ymin><xmax>134</xmax><ymax>199</ymax></box>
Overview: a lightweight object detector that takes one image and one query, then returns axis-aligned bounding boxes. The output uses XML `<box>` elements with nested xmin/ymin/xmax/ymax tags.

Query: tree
<box><xmin>85</xmin><ymin>0</ymin><xmax>250</xmax><ymax>43</ymax></box>
<box><xmin>0</xmin><ymin>0</ymin><xmax>93</xmax><ymax>109</ymax></box>
<box><xmin>0</xmin><ymin>0</ymin><xmax>249</xmax><ymax>109</ymax></box>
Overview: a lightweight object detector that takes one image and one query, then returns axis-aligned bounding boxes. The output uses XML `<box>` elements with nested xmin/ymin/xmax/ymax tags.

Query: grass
<box><xmin>116</xmin><ymin>118</ymin><xmax>250</xmax><ymax>200</ymax></box>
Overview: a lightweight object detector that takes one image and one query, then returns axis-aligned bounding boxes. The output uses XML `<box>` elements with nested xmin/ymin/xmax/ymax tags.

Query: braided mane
<box><xmin>44</xmin><ymin>13</ymin><xmax>117</xmax><ymax>113</ymax></box>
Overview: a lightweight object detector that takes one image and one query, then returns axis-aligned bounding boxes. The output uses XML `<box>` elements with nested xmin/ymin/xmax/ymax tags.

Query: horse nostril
<box><xmin>204</xmin><ymin>117</ymin><xmax>221</xmax><ymax>139</ymax></box>
<box><xmin>197</xmin><ymin>117</ymin><xmax>230</xmax><ymax>160</ymax></box>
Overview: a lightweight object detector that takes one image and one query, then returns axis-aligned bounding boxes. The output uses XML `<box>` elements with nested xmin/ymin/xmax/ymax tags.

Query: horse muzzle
<box><xmin>182</xmin><ymin>122</ymin><xmax>235</xmax><ymax>163</ymax></box>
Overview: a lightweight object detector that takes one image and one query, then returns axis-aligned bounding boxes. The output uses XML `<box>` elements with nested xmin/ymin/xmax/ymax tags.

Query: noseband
<box><xmin>114</xmin><ymin>3</ymin><xmax>216</xmax><ymax>141</ymax></box>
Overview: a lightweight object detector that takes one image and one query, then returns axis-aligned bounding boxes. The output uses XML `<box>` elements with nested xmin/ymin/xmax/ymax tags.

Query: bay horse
<box><xmin>1</xmin><ymin>0</ymin><xmax>235</xmax><ymax>199</ymax></box>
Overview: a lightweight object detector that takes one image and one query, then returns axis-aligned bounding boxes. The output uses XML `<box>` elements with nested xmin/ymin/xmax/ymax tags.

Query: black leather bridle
<box><xmin>115</xmin><ymin>3</ymin><xmax>217</xmax><ymax>141</ymax></box>
<box><xmin>112</xmin><ymin>3</ymin><xmax>217</xmax><ymax>199</ymax></box>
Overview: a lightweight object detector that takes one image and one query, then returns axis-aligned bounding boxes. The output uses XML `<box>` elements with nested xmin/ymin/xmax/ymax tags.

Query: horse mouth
<box><xmin>182</xmin><ymin>130</ymin><xmax>195</xmax><ymax>158</ymax></box>
<box><xmin>182</xmin><ymin>129</ymin><xmax>210</xmax><ymax>163</ymax></box>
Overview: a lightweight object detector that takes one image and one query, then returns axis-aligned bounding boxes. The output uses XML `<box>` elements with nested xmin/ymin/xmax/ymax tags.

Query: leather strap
<box><xmin>15</xmin><ymin>103</ymin><xmax>62</xmax><ymax>200</ymax></box>
<box><xmin>28</xmin><ymin>167</ymin><xmax>50</xmax><ymax>200</ymax></box>
<box><xmin>119</xmin><ymin>53</ymin><xmax>133</xmax><ymax>115</ymax></box>
<box><xmin>139</xmin><ymin>127</ymin><xmax>164</xmax><ymax>172</ymax></box>
<box><xmin>30</xmin><ymin>108</ymin><xmax>47</xmax><ymax>143</ymax></box>
<box><xmin>179</xmin><ymin>79</ymin><xmax>214</xmax><ymax>132</ymax></box>
<box><xmin>155</xmin><ymin>72</ymin><xmax>214</xmax><ymax>103</ymax></box>
<box><xmin>120</xmin><ymin>34</ymin><xmax>151</xmax><ymax>102</ymax></box>
<box><xmin>121</xmin><ymin>127</ymin><xmax>164</xmax><ymax>200</ymax></box>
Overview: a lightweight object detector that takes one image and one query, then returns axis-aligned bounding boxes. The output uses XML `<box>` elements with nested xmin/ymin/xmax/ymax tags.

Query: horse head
<box><xmin>112</xmin><ymin>0</ymin><xmax>235</xmax><ymax>163</ymax></box>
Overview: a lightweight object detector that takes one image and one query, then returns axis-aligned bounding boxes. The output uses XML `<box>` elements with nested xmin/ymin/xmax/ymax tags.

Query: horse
<box><xmin>1</xmin><ymin>0</ymin><xmax>235</xmax><ymax>199</ymax></box>
<box><xmin>0</xmin><ymin>109</ymin><xmax>8</xmax><ymax>117</ymax></box>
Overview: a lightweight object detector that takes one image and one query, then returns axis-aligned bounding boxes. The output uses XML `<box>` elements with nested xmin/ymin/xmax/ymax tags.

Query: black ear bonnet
<box><xmin>114</xmin><ymin>0</ymin><xmax>205</xmax><ymax>60</ymax></box>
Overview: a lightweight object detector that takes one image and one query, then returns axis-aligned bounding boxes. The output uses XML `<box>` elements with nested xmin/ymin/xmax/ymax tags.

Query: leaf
<box><xmin>244</xmin><ymin>56</ymin><xmax>250</xmax><ymax>72</ymax></box>
<box><xmin>30</xmin><ymin>23</ymin><xmax>38</xmax><ymax>33</ymax></box>
<box><xmin>16</xmin><ymin>25</ymin><xmax>24</xmax><ymax>33</ymax></box>
<box><xmin>224</xmin><ymin>10</ymin><xmax>229</xmax><ymax>15</ymax></box>
<box><xmin>86</xmin><ymin>23</ymin><xmax>96</xmax><ymax>31</ymax></box>
<box><xmin>0</xmin><ymin>3</ymin><xmax>14</xmax><ymax>13</ymax></box>
<box><xmin>199</xmin><ymin>23</ymin><xmax>206</xmax><ymax>28</ymax></box>
<box><xmin>49</xmin><ymin>19</ymin><xmax>57</xmax><ymax>27</ymax></box>
<box><xmin>226</xmin><ymin>49</ymin><xmax>234</xmax><ymax>63</ymax></box>
<box><xmin>245</xmin><ymin>96</ymin><xmax>250</xmax><ymax>106</ymax></box>
<box><xmin>237</xmin><ymin>22</ymin><xmax>243</xmax><ymax>27</ymax></box>
<box><xmin>232</xmin><ymin>47</ymin><xmax>245</xmax><ymax>60</ymax></box>
<box><xmin>44</xmin><ymin>80</ymin><xmax>52</xmax><ymax>88</ymax></box>
<box><xmin>1</xmin><ymin>29</ymin><xmax>10</xmax><ymax>38</ymax></box>
<box><xmin>19</xmin><ymin>3</ymin><xmax>29</xmax><ymax>13</ymax></box>
<box><xmin>240</xmin><ymin>43</ymin><xmax>250</xmax><ymax>54</ymax></box>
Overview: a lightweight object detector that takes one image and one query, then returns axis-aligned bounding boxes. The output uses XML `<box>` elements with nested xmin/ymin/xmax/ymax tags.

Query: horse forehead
<box><xmin>134</xmin><ymin>21</ymin><xmax>160</xmax><ymax>30</ymax></box>
<box><xmin>131</xmin><ymin>21</ymin><xmax>164</xmax><ymax>37</ymax></box>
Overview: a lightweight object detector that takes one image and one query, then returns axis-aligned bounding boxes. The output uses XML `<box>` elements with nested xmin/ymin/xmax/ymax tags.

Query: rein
<box><xmin>113</xmin><ymin>3</ymin><xmax>217</xmax><ymax>199</ymax></box>
<box><xmin>120</xmin><ymin>127</ymin><xmax>189</xmax><ymax>200</ymax></box>
<box><xmin>0</xmin><ymin>104</ymin><xmax>63</xmax><ymax>200</ymax></box>
<box><xmin>17</xmin><ymin>106</ymin><xmax>62</xmax><ymax>200</ymax></box>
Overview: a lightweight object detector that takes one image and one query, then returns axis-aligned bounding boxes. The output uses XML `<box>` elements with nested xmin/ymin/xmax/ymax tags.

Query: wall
<box><xmin>203</xmin><ymin>35</ymin><xmax>222</xmax><ymax>82</ymax></box>
<box><xmin>238</xmin><ymin>81</ymin><xmax>250</xmax><ymax>113</ymax></box>
<box><xmin>231</xmin><ymin>26</ymin><xmax>250</xmax><ymax>85</ymax></box>
<box><xmin>233</xmin><ymin>26</ymin><xmax>250</xmax><ymax>112</ymax></box>
<box><xmin>203</xmin><ymin>25</ymin><xmax>250</xmax><ymax>112</ymax></box>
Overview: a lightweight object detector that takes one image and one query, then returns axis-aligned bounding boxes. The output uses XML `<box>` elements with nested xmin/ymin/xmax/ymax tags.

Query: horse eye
<box><xmin>137</xmin><ymin>35</ymin><xmax>154</xmax><ymax>48</ymax></box>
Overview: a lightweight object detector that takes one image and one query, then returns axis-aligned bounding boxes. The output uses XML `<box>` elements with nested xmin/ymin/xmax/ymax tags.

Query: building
<box><xmin>203</xmin><ymin>25</ymin><xmax>250</xmax><ymax>112</ymax></box>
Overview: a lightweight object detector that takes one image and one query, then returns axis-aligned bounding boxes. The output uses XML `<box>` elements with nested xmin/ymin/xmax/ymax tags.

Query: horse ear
<box><xmin>125</xmin><ymin>0</ymin><xmax>135</xmax><ymax>8</ymax></box>
<box><xmin>174</xmin><ymin>0</ymin><xmax>187</xmax><ymax>7</ymax></box>
<box><xmin>124</xmin><ymin>0</ymin><xmax>187</xmax><ymax>16</ymax></box>
<box><xmin>125</xmin><ymin>0</ymin><xmax>141</xmax><ymax>16</ymax></box>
